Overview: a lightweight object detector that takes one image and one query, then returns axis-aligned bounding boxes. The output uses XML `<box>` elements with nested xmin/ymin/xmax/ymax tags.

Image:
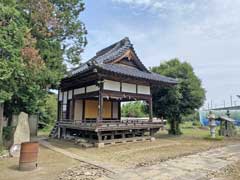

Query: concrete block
<box><xmin>150</xmin><ymin>137</ymin><xmax>156</xmax><ymax>141</ymax></box>
<box><xmin>96</xmin><ymin>142</ymin><xmax>105</xmax><ymax>148</ymax></box>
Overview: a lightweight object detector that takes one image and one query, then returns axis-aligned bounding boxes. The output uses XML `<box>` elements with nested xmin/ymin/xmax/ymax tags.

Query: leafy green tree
<box><xmin>0</xmin><ymin>0</ymin><xmax>87</xmax><ymax>143</ymax></box>
<box><xmin>122</xmin><ymin>101</ymin><xmax>148</xmax><ymax>117</ymax></box>
<box><xmin>0</xmin><ymin>0</ymin><xmax>28</xmax><ymax>144</ymax></box>
<box><xmin>151</xmin><ymin>59</ymin><xmax>205</xmax><ymax>135</ymax></box>
<box><xmin>39</xmin><ymin>93</ymin><xmax>57</xmax><ymax>126</ymax></box>
<box><xmin>3</xmin><ymin>0</ymin><xmax>87</xmax><ymax>114</ymax></box>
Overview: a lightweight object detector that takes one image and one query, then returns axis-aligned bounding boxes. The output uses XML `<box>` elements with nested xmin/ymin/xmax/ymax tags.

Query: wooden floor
<box><xmin>58</xmin><ymin>119</ymin><xmax>164</xmax><ymax>132</ymax></box>
<box><xmin>56</xmin><ymin>119</ymin><xmax>164</xmax><ymax>147</ymax></box>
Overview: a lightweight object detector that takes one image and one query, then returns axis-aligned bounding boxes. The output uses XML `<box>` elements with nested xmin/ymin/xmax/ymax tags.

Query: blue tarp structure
<box><xmin>199</xmin><ymin>110</ymin><xmax>240</xmax><ymax>126</ymax></box>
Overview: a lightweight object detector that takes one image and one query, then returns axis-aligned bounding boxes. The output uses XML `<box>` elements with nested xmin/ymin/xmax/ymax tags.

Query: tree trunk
<box><xmin>169</xmin><ymin>119</ymin><xmax>175</xmax><ymax>135</ymax></box>
<box><xmin>0</xmin><ymin>103</ymin><xmax>4</xmax><ymax>146</ymax></box>
<box><xmin>169</xmin><ymin>118</ymin><xmax>181</xmax><ymax>135</ymax></box>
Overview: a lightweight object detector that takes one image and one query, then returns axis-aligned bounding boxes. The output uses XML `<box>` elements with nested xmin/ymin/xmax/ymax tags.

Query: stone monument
<box><xmin>10</xmin><ymin>112</ymin><xmax>30</xmax><ymax>157</ymax></box>
<box><xmin>28</xmin><ymin>115</ymin><xmax>38</xmax><ymax>137</ymax></box>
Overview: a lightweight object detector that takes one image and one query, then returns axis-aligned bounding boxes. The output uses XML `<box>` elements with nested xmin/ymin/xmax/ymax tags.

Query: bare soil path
<box><xmin>113</xmin><ymin>143</ymin><xmax>240</xmax><ymax>180</ymax></box>
<box><xmin>1</xmin><ymin>130</ymin><xmax>240</xmax><ymax>180</ymax></box>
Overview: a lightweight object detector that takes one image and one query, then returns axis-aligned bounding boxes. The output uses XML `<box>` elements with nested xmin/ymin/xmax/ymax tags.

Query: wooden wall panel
<box><xmin>74</xmin><ymin>100</ymin><xmax>83</xmax><ymax>120</ymax></box>
<box><xmin>84</xmin><ymin>100</ymin><xmax>112</xmax><ymax>119</ymax></box>
<box><xmin>112</xmin><ymin>101</ymin><xmax>119</xmax><ymax>119</ymax></box>
<box><xmin>103</xmin><ymin>101</ymin><xmax>111</xmax><ymax>118</ymax></box>
<box><xmin>85</xmin><ymin>100</ymin><xmax>98</xmax><ymax>119</ymax></box>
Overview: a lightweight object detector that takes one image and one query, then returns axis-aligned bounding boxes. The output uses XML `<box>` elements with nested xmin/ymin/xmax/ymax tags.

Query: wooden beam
<box><xmin>102</xmin><ymin>90</ymin><xmax>151</xmax><ymax>100</ymax></box>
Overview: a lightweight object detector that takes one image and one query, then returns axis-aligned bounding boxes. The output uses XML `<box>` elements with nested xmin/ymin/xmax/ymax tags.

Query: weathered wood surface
<box><xmin>58</xmin><ymin>120</ymin><xmax>164</xmax><ymax>132</ymax></box>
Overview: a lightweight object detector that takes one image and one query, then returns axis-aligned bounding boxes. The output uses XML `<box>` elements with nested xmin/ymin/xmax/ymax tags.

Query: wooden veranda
<box><xmin>50</xmin><ymin>37</ymin><xmax>177</xmax><ymax>147</ymax></box>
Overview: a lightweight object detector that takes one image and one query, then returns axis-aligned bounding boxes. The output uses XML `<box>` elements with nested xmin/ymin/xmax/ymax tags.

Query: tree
<box><xmin>151</xmin><ymin>59</ymin><xmax>205</xmax><ymax>135</ymax></box>
<box><xmin>39</xmin><ymin>93</ymin><xmax>57</xmax><ymax>126</ymax></box>
<box><xmin>0</xmin><ymin>0</ymin><xmax>86</xmax><ymax>115</ymax></box>
<box><xmin>122</xmin><ymin>101</ymin><xmax>148</xmax><ymax>117</ymax></box>
<box><xmin>0</xmin><ymin>0</ymin><xmax>28</xmax><ymax>144</ymax></box>
<box><xmin>0</xmin><ymin>0</ymin><xmax>87</xmax><ymax>143</ymax></box>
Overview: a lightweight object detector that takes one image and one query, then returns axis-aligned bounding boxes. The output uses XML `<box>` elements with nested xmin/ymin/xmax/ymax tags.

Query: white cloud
<box><xmin>112</xmin><ymin>0</ymin><xmax>240</xmax><ymax>39</ymax></box>
<box><xmin>84</xmin><ymin>0</ymin><xmax>240</xmax><ymax>107</ymax></box>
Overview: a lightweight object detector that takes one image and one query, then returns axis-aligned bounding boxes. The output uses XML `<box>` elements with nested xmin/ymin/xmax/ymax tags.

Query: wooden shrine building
<box><xmin>51</xmin><ymin>37</ymin><xmax>177</xmax><ymax>147</ymax></box>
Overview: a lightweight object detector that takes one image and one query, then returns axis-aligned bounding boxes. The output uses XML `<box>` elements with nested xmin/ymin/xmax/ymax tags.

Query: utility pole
<box><xmin>230</xmin><ymin>95</ymin><xmax>233</xmax><ymax>107</ymax></box>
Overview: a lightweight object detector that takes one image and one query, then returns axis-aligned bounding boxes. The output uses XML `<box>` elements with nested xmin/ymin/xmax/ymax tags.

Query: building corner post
<box><xmin>149</xmin><ymin>97</ymin><xmax>153</xmax><ymax>122</ymax></box>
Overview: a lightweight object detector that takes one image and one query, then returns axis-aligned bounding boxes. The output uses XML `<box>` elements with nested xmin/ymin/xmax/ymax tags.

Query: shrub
<box><xmin>3</xmin><ymin>126</ymin><xmax>15</xmax><ymax>141</ymax></box>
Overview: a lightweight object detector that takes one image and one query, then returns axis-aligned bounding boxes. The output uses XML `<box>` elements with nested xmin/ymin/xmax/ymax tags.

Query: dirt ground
<box><xmin>207</xmin><ymin>160</ymin><xmax>240</xmax><ymax>180</ymax></box>
<box><xmin>48</xmin><ymin>129</ymin><xmax>240</xmax><ymax>169</ymax></box>
<box><xmin>1</xmin><ymin>128</ymin><xmax>240</xmax><ymax>180</ymax></box>
<box><xmin>0</xmin><ymin>147</ymin><xmax>79</xmax><ymax>180</ymax></box>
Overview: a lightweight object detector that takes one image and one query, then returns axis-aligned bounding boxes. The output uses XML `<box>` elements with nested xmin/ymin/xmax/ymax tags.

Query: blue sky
<box><xmin>80</xmin><ymin>0</ymin><xmax>240</xmax><ymax>109</ymax></box>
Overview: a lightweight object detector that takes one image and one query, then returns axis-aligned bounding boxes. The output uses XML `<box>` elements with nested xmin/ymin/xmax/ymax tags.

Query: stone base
<box><xmin>95</xmin><ymin>143</ymin><xmax>105</xmax><ymax>148</ymax></box>
<box><xmin>150</xmin><ymin>137</ymin><xmax>156</xmax><ymax>141</ymax></box>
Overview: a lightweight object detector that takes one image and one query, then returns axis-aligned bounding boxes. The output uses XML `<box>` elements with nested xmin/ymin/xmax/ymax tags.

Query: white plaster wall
<box><xmin>86</xmin><ymin>85</ymin><xmax>99</xmax><ymax>93</ymax></box>
<box><xmin>137</xmin><ymin>85</ymin><xmax>151</xmax><ymax>95</ymax></box>
<box><xmin>63</xmin><ymin>104</ymin><xmax>67</xmax><ymax>111</ymax></box>
<box><xmin>74</xmin><ymin>87</ymin><xmax>85</xmax><ymax>95</ymax></box>
<box><xmin>63</xmin><ymin>91</ymin><xmax>68</xmax><ymax>104</ymax></box>
<box><xmin>58</xmin><ymin>91</ymin><xmax>63</xmax><ymax>101</ymax></box>
<box><xmin>112</xmin><ymin>102</ymin><xmax>119</xmax><ymax>119</ymax></box>
<box><xmin>122</xmin><ymin>83</ymin><xmax>136</xmax><ymax>93</ymax></box>
<box><xmin>68</xmin><ymin>90</ymin><xmax>72</xmax><ymax>100</ymax></box>
<box><xmin>104</xmin><ymin>80</ymin><xmax>121</xmax><ymax>91</ymax></box>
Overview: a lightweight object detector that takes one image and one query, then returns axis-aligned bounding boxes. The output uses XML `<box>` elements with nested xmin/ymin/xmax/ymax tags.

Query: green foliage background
<box><xmin>0</xmin><ymin>0</ymin><xmax>86</xmax><ymax>116</ymax></box>
<box><xmin>151</xmin><ymin>59</ymin><xmax>206</xmax><ymax>135</ymax></box>
<box><xmin>121</xmin><ymin>101</ymin><xmax>148</xmax><ymax>117</ymax></box>
<box><xmin>39</xmin><ymin>93</ymin><xmax>57</xmax><ymax>126</ymax></box>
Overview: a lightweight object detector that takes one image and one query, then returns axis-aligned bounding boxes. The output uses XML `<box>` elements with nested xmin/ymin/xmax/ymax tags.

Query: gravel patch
<box><xmin>57</xmin><ymin>163</ymin><xmax>112</xmax><ymax>180</ymax></box>
<box><xmin>207</xmin><ymin>160</ymin><xmax>240</xmax><ymax>180</ymax></box>
<box><xmin>0</xmin><ymin>150</ymin><xmax>9</xmax><ymax>159</ymax></box>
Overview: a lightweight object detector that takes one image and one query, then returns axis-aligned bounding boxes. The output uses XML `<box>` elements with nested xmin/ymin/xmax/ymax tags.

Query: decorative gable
<box><xmin>107</xmin><ymin>49</ymin><xmax>149</xmax><ymax>72</ymax></box>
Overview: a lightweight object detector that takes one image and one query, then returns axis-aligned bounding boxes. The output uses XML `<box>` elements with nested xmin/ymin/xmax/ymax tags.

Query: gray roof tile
<box><xmin>65</xmin><ymin>37</ymin><xmax>177</xmax><ymax>84</ymax></box>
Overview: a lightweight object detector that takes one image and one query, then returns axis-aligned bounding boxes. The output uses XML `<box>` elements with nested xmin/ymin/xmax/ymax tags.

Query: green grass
<box><xmin>204</xmin><ymin>135</ymin><xmax>224</xmax><ymax>141</ymax></box>
<box><xmin>181</xmin><ymin>128</ymin><xmax>209</xmax><ymax>138</ymax></box>
<box><xmin>0</xmin><ymin>145</ymin><xmax>5</xmax><ymax>156</ymax></box>
<box><xmin>180</xmin><ymin>121</ymin><xmax>225</xmax><ymax>141</ymax></box>
<box><xmin>38</xmin><ymin>124</ymin><xmax>53</xmax><ymax>137</ymax></box>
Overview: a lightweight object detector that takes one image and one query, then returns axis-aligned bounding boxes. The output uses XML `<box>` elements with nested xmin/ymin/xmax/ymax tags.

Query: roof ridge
<box><xmin>96</xmin><ymin>37</ymin><xmax>130</xmax><ymax>57</ymax></box>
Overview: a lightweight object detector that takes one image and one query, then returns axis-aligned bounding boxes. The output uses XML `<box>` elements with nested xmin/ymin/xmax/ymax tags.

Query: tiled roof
<box><xmin>97</xmin><ymin>63</ymin><xmax>177</xmax><ymax>84</ymax></box>
<box><xmin>65</xmin><ymin>37</ymin><xmax>178</xmax><ymax>84</ymax></box>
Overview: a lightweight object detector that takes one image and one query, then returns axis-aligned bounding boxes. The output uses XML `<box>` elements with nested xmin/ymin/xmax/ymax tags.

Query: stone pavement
<box><xmin>110</xmin><ymin>144</ymin><xmax>240</xmax><ymax>180</ymax></box>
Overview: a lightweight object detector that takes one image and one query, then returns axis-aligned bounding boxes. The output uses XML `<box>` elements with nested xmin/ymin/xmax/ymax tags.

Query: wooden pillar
<box><xmin>118</xmin><ymin>100</ymin><xmax>121</xmax><ymax>121</ymax></box>
<box><xmin>149</xmin><ymin>97</ymin><xmax>153</xmax><ymax>122</ymax></box>
<box><xmin>97</xmin><ymin>81</ymin><xmax>103</xmax><ymax>124</ymax></box>
<box><xmin>57</xmin><ymin>127</ymin><xmax>61</xmax><ymax>139</ymax></box>
<box><xmin>62</xmin><ymin>127</ymin><xmax>66</xmax><ymax>139</ymax></box>
<box><xmin>97</xmin><ymin>132</ymin><xmax>102</xmax><ymax>142</ymax></box>
<box><xmin>72</xmin><ymin>90</ymin><xmax>75</xmax><ymax>121</ymax></box>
